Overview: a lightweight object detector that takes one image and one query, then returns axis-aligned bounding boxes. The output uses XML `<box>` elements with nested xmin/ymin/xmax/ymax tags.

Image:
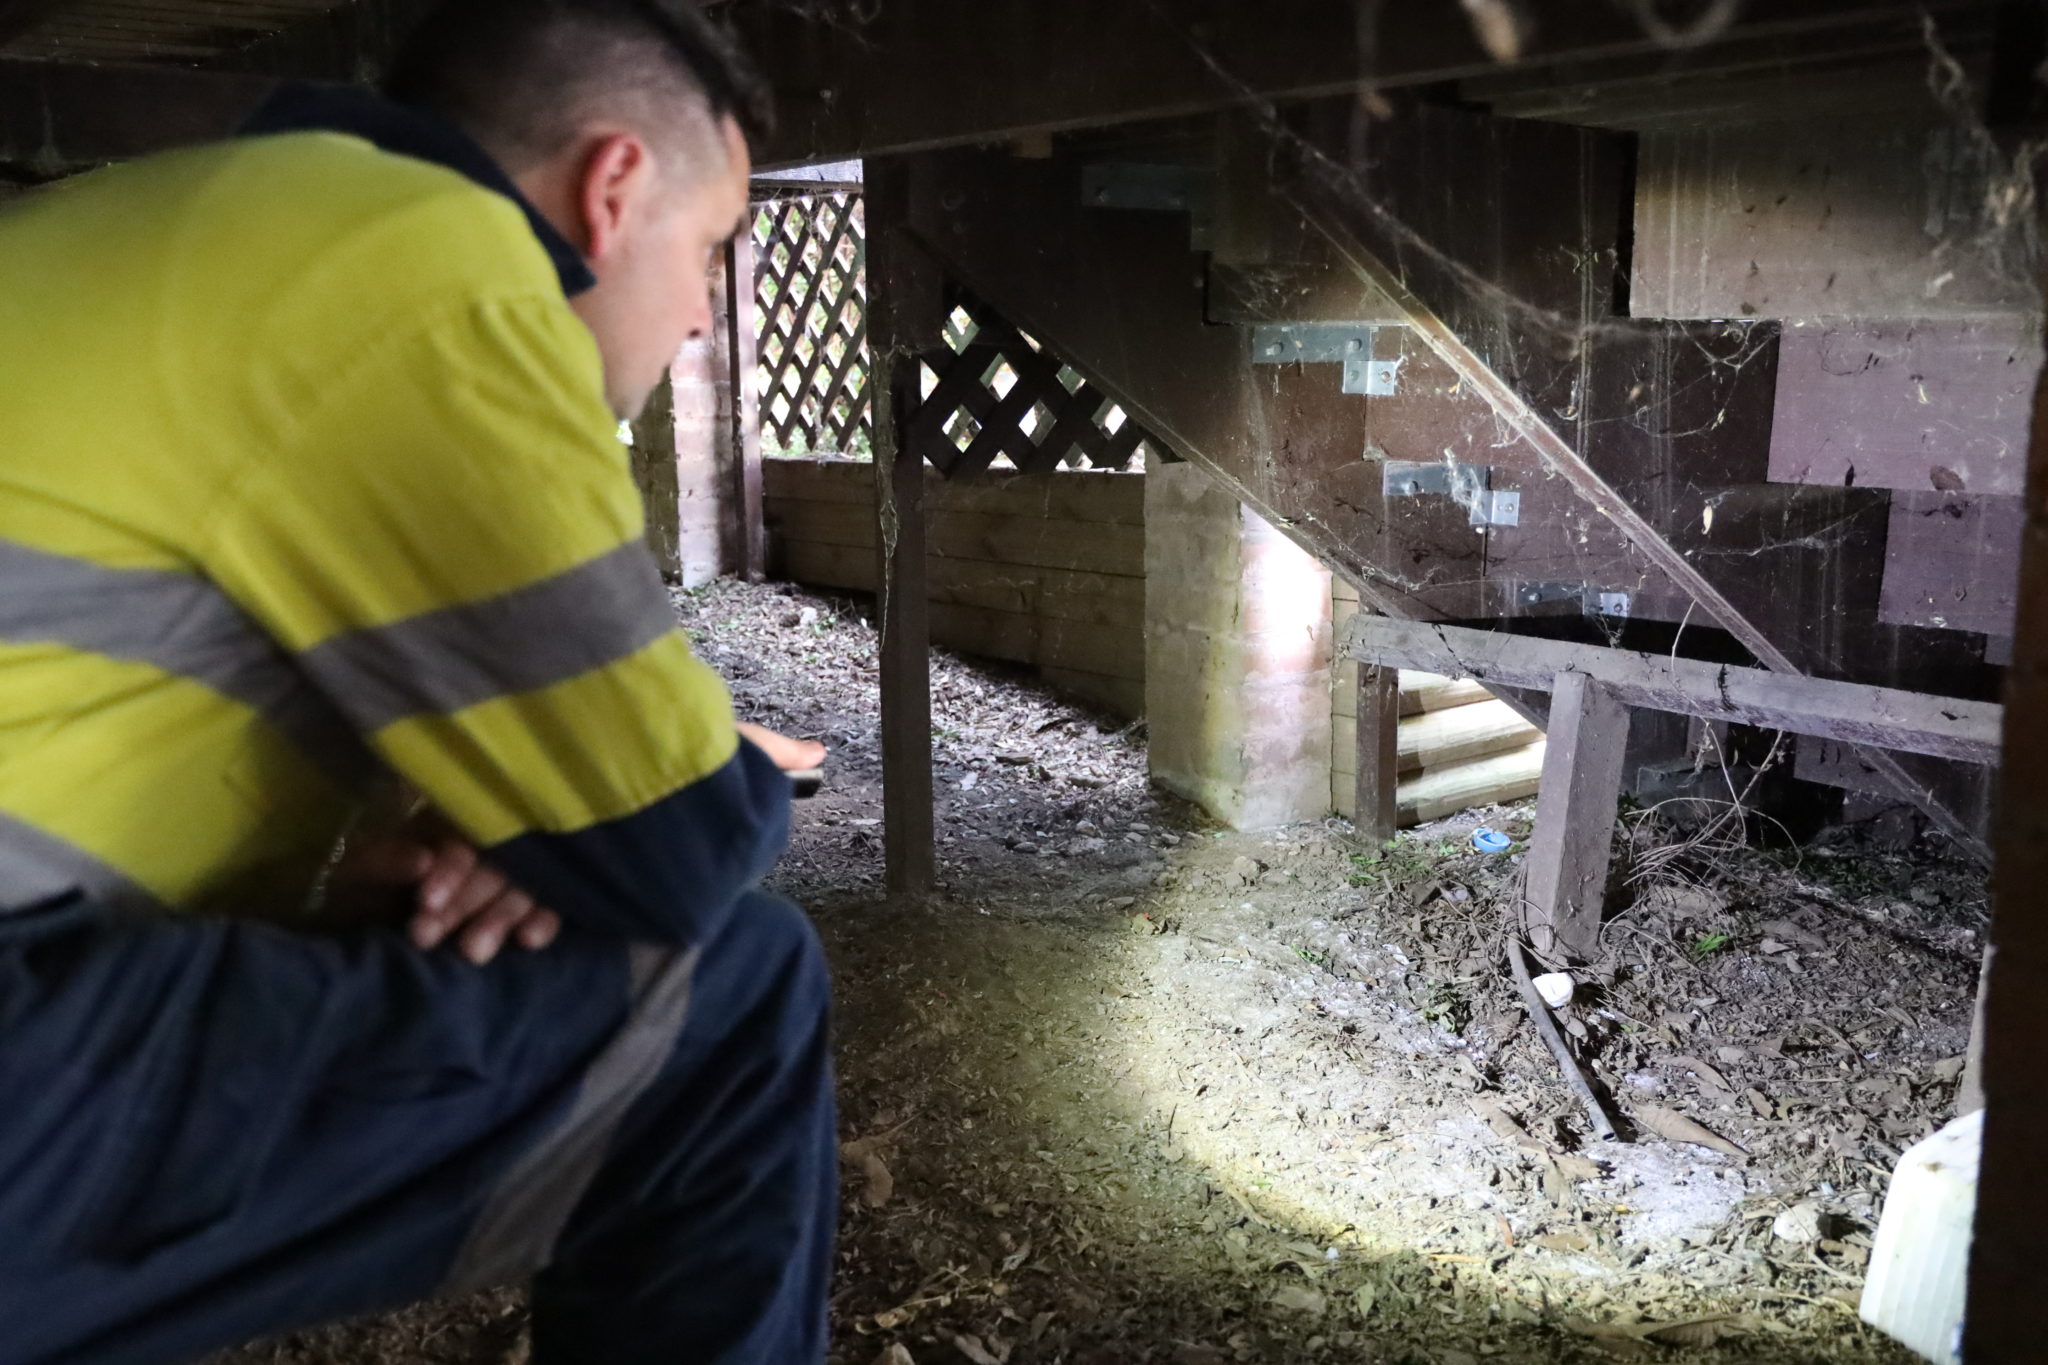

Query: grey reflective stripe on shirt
<box><xmin>0</xmin><ymin>810</ymin><xmax>159</xmax><ymax>913</ymax></box>
<box><xmin>0</xmin><ymin>538</ymin><xmax>377</xmax><ymax>787</ymax></box>
<box><xmin>297</xmin><ymin>540</ymin><xmax>677</xmax><ymax>732</ymax></box>
<box><xmin>447</xmin><ymin>942</ymin><xmax>699</xmax><ymax>1290</ymax></box>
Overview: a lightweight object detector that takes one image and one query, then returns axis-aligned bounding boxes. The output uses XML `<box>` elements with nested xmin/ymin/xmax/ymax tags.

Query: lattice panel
<box><xmin>753</xmin><ymin>192</ymin><xmax>871</xmax><ymax>457</ymax></box>
<box><xmin>905</xmin><ymin>291</ymin><xmax>1170</xmax><ymax>479</ymax></box>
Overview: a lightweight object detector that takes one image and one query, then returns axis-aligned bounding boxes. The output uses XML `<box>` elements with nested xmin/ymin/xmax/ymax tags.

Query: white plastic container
<box><xmin>1860</xmin><ymin>1108</ymin><xmax>1982</xmax><ymax>1364</ymax></box>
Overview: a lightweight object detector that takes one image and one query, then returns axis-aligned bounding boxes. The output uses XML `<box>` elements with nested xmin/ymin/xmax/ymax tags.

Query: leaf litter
<box><xmin>217</xmin><ymin>579</ymin><xmax>1978</xmax><ymax>1365</ymax></box>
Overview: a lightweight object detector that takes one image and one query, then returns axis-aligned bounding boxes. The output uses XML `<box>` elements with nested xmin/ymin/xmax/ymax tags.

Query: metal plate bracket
<box><xmin>1594</xmin><ymin>591</ymin><xmax>1633</xmax><ymax>618</ymax></box>
<box><xmin>1469</xmin><ymin>490</ymin><xmax>1520</xmax><ymax>527</ymax></box>
<box><xmin>1383</xmin><ymin>459</ymin><xmax>1486</xmax><ymax>499</ymax></box>
<box><xmin>1249</xmin><ymin>324</ymin><xmax>1399</xmax><ymax>396</ymax></box>
<box><xmin>1081</xmin><ymin>163</ymin><xmax>1215</xmax><ymax>248</ymax></box>
<box><xmin>1511</xmin><ymin>580</ymin><xmax>1585</xmax><ymax>609</ymax></box>
<box><xmin>1507</xmin><ymin>582</ymin><xmax>1634</xmax><ymax>616</ymax></box>
<box><xmin>1343</xmin><ymin>356</ymin><xmax>1400</xmax><ymax>397</ymax></box>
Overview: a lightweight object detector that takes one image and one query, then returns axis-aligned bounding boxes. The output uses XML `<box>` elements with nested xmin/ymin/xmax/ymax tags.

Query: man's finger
<box><xmin>339</xmin><ymin>838</ymin><xmax>435</xmax><ymax>886</ymax></box>
<box><xmin>442</xmin><ymin>860</ymin><xmax>509</xmax><ymax>925</ymax></box>
<box><xmin>516</xmin><ymin>909</ymin><xmax>561</xmax><ymax>951</ymax></box>
<box><xmin>458</xmin><ymin>892</ymin><xmax>539</xmax><ymax>965</ymax></box>
<box><xmin>417</xmin><ymin>840</ymin><xmax>480</xmax><ymax>916</ymax></box>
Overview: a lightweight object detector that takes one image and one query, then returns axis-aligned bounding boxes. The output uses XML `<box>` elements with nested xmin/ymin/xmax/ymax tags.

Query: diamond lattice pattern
<box><xmin>753</xmin><ymin>192</ymin><xmax>871</xmax><ymax>457</ymax></box>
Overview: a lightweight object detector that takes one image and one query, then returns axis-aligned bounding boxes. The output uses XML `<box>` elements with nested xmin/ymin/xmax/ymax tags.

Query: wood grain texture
<box><xmin>1343</xmin><ymin>616</ymin><xmax>2002</xmax><ymax>763</ymax></box>
<box><xmin>1353</xmin><ymin>666</ymin><xmax>1400</xmax><ymax>845</ymax></box>
<box><xmin>1769</xmin><ymin>320</ymin><xmax>2038</xmax><ymax>497</ymax></box>
<box><xmin>868</xmin><ymin>166</ymin><xmax>935</xmax><ymax>897</ymax></box>
<box><xmin>1523</xmin><ymin>673</ymin><xmax>1631</xmax><ymax>963</ymax></box>
<box><xmin>1633</xmin><ymin>119</ymin><xmax>2034</xmax><ymax>320</ymax></box>
<box><xmin>1965</xmin><ymin>237</ymin><xmax>2048</xmax><ymax>1365</ymax></box>
<box><xmin>1878</xmin><ymin>491</ymin><xmax>2023</xmax><ymax>638</ymax></box>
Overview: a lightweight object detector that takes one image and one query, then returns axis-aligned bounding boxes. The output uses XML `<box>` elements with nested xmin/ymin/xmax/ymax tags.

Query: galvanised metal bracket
<box><xmin>1248</xmin><ymin>324</ymin><xmax>1399</xmax><ymax>396</ymax></box>
<box><xmin>1080</xmin><ymin>163</ymin><xmax>1216</xmax><ymax>249</ymax></box>
<box><xmin>1467</xmin><ymin>489</ymin><xmax>1520</xmax><ymax>528</ymax></box>
<box><xmin>1508</xmin><ymin>582</ymin><xmax>1633</xmax><ymax>616</ymax></box>
<box><xmin>1511</xmin><ymin>580</ymin><xmax>1584</xmax><ymax>609</ymax></box>
<box><xmin>1382</xmin><ymin>458</ymin><xmax>1484</xmax><ymax>499</ymax></box>
<box><xmin>1381</xmin><ymin>460</ymin><xmax>1518</xmax><ymax>526</ymax></box>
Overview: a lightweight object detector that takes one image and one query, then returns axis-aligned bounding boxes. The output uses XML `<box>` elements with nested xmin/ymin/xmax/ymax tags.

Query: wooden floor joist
<box><xmin>1341</xmin><ymin>616</ymin><xmax>2003</xmax><ymax>764</ymax></box>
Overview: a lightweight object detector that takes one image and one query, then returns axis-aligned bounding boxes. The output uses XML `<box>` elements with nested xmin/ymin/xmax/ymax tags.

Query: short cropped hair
<box><xmin>384</xmin><ymin>0</ymin><xmax>772</xmax><ymax>172</ymax></box>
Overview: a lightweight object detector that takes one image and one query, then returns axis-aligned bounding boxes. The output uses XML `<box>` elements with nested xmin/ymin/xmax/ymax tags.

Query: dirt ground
<box><xmin>222</xmin><ymin>579</ymin><xmax>1986</xmax><ymax>1365</ymax></box>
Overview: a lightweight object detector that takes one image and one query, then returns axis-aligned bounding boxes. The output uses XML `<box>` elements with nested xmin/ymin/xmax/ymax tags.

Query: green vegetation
<box><xmin>1691</xmin><ymin>932</ymin><xmax>1733</xmax><ymax>959</ymax></box>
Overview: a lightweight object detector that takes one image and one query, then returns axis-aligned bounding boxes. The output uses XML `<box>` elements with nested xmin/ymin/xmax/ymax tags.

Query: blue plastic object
<box><xmin>1471</xmin><ymin>827</ymin><xmax>1512</xmax><ymax>854</ymax></box>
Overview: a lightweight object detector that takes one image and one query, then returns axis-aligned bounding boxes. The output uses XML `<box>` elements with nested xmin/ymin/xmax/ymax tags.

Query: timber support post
<box><xmin>1965</xmin><ymin>236</ymin><xmax>2048</xmax><ymax>1360</ymax></box>
<box><xmin>1353</xmin><ymin>664</ymin><xmax>1400</xmax><ymax>846</ymax></box>
<box><xmin>1523</xmin><ymin>672</ymin><xmax>1629</xmax><ymax>963</ymax></box>
<box><xmin>723</xmin><ymin>235</ymin><xmax>766</xmax><ymax>583</ymax></box>
<box><xmin>867</xmin><ymin>161</ymin><xmax>936</xmax><ymax>898</ymax></box>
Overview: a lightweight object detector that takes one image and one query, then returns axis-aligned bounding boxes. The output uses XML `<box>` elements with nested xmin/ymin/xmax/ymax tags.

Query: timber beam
<box><xmin>743</xmin><ymin>0</ymin><xmax>1972</xmax><ymax>169</ymax></box>
<box><xmin>1341</xmin><ymin>616</ymin><xmax>2003</xmax><ymax>765</ymax></box>
<box><xmin>0</xmin><ymin>3</ymin><xmax>1988</xmax><ymax>171</ymax></box>
<box><xmin>0</xmin><ymin>58</ymin><xmax>278</xmax><ymax>170</ymax></box>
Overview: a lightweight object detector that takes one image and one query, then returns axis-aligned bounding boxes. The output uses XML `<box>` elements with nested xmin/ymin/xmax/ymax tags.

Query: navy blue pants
<box><xmin>0</xmin><ymin>889</ymin><xmax>836</xmax><ymax>1365</ymax></box>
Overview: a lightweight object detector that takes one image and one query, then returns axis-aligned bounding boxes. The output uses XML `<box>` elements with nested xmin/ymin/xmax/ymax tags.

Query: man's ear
<box><xmin>576</xmin><ymin>132</ymin><xmax>654</xmax><ymax>264</ymax></box>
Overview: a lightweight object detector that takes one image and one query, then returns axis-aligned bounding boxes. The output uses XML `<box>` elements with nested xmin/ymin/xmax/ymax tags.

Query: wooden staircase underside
<box><xmin>872</xmin><ymin>102</ymin><xmax>2000</xmax><ymax>858</ymax></box>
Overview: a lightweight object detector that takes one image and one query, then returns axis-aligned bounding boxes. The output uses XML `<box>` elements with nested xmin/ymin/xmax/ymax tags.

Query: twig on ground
<box><xmin>1507</xmin><ymin>938</ymin><xmax>1619</xmax><ymax>1141</ymax></box>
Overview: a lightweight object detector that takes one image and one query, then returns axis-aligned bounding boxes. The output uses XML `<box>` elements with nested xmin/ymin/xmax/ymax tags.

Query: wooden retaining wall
<box><xmin>761</xmin><ymin>457</ymin><xmax>1146</xmax><ymax>718</ymax></box>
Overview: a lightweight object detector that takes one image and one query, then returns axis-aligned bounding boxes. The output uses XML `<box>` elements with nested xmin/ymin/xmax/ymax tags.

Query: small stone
<box><xmin>796</xmin><ymin>606</ymin><xmax>820</xmax><ymax>628</ymax></box>
<box><xmin>1012</xmin><ymin>842</ymin><xmax>1039</xmax><ymax>855</ymax></box>
<box><xmin>1067</xmin><ymin>837</ymin><xmax>1108</xmax><ymax>856</ymax></box>
<box><xmin>1773</xmin><ymin>1201</ymin><xmax>1827</xmax><ymax>1243</ymax></box>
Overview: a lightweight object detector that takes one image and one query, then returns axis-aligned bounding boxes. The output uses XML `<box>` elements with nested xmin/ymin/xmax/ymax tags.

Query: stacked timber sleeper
<box><xmin>1390</xmin><ymin>672</ymin><xmax>1545</xmax><ymax>827</ymax></box>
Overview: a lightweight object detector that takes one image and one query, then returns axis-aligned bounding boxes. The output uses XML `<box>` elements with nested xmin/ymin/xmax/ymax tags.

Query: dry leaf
<box><xmin>859</xmin><ymin>1150</ymin><xmax>896</xmax><ymax>1206</ymax></box>
<box><xmin>1671</xmin><ymin>1054</ymin><xmax>1733</xmax><ymax>1094</ymax></box>
<box><xmin>868</xmin><ymin>1346</ymin><xmax>916</xmax><ymax>1365</ymax></box>
<box><xmin>1565</xmin><ymin>1313</ymin><xmax>1755</xmax><ymax>1346</ymax></box>
<box><xmin>1745</xmin><ymin>1088</ymin><xmax>1775</xmax><ymax>1119</ymax></box>
<box><xmin>1352</xmin><ymin>1282</ymin><xmax>1378</xmax><ymax>1319</ymax></box>
<box><xmin>1533</xmin><ymin>1232</ymin><xmax>1591</xmax><ymax>1252</ymax></box>
<box><xmin>1644</xmin><ymin>1315</ymin><xmax>1757</xmax><ymax>1347</ymax></box>
<box><xmin>1548</xmin><ymin>1152</ymin><xmax>1604</xmax><ymax>1184</ymax></box>
<box><xmin>1634</xmin><ymin>1104</ymin><xmax>1748</xmax><ymax>1158</ymax></box>
<box><xmin>1172</xmin><ymin>1349</ymin><xmax>1227</xmax><ymax>1365</ymax></box>
<box><xmin>1271</xmin><ymin>1284</ymin><xmax>1326</xmax><ymax>1315</ymax></box>
<box><xmin>947</xmin><ymin>1334</ymin><xmax>1003</xmax><ymax>1365</ymax></box>
<box><xmin>1471</xmin><ymin>1097</ymin><xmax>1544</xmax><ymax>1153</ymax></box>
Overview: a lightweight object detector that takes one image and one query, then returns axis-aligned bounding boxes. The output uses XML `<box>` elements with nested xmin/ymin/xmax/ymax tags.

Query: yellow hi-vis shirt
<box><xmin>0</xmin><ymin>93</ymin><xmax>743</xmax><ymax>917</ymax></box>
